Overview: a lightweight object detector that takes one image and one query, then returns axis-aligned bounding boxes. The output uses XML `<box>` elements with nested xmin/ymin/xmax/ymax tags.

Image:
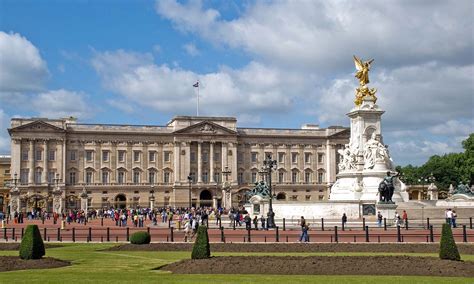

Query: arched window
<box><xmin>276</xmin><ymin>192</ymin><xmax>286</xmax><ymax>200</ymax></box>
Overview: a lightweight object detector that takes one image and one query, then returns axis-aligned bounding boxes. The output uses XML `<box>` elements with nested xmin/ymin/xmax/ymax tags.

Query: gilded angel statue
<box><xmin>353</xmin><ymin>55</ymin><xmax>374</xmax><ymax>86</ymax></box>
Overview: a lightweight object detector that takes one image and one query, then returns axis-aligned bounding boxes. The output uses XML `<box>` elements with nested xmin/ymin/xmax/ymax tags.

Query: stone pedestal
<box><xmin>376</xmin><ymin>203</ymin><xmax>398</xmax><ymax>221</ymax></box>
<box><xmin>9</xmin><ymin>189</ymin><xmax>21</xmax><ymax>219</ymax></box>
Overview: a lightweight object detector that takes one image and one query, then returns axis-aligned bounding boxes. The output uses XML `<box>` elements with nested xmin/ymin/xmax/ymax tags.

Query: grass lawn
<box><xmin>0</xmin><ymin>243</ymin><xmax>472</xmax><ymax>283</ymax></box>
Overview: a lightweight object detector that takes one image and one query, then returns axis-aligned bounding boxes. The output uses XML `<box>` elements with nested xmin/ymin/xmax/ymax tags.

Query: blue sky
<box><xmin>0</xmin><ymin>0</ymin><xmax>473</xmax><ymax>166</ymax></box>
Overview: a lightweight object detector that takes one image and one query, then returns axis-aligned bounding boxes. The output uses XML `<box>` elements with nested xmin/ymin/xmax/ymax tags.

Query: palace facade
<box><xmin>8</xmin><ymin>116</ymin><xmax>349</xmax><ymax>211</ymax></box>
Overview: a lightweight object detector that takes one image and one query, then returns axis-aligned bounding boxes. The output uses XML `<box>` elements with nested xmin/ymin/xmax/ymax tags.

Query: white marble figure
<box><xmin>338</xmin><ymin>144</ymin><xmax>358</xmax><ymax>172</ymax></box>
<box><xmin>363</xmin><ymin>133</ymin><xmax>392</xmax><ymax>170</ymax></box>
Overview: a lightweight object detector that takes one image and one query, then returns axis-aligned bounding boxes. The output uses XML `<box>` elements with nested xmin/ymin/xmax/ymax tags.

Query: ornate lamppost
<box><xmin>149</xmin><ymin>185</ymin><xmax>155</xmax><ymax>211</ymax></box>
<box><xmin>261</xmin><ymin>154</ymin><xmax>277</xmax><ymax>228</ymax></box>
<box><xmin>187</xmin><ymin>174</ymin><xmax>192</xmax><ymax>209</ymax></box>
<box><xmin>221</xmin><ymin>166</ymin><xmax>232</xmax><ymax>209</ymax></box>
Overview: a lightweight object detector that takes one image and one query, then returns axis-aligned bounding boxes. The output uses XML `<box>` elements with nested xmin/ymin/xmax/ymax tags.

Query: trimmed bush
<box><xmin>130</xmin><ymin>231</ymin><xmax>151</xmax><ymax>244</ymax></box>
<box><xmin>19</xmin><ymin>224</ymin><xmax>45</xmax><ymax>260</ymax></box>
<box><xmin>191</xmin><ymin>225</ymin><xmax>210</xmax><ymax>259</ymax></box>
<box><xmin>439</xmin><ymin>223</ymin><xmax>461</xmax><ymax>261</ymax></box>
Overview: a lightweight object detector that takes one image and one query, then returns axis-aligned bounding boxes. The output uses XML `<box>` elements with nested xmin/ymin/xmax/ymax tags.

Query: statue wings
<box><xmin>353</xmin><ymin>55</ymin><xmax>374</xmax><ymax>70</ymax></box>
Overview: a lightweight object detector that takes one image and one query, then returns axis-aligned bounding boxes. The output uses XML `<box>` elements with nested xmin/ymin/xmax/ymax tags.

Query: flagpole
<box><xmin>197</xmin><ymin>80</ymin><xmax>200</xmax><ymax>116</ymax></box>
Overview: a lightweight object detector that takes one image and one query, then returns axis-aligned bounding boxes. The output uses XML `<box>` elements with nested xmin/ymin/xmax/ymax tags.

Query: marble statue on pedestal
<box><xmin>330</xmin><ymin>56</ymin><xmax>408</xmax><ymax>203</ymax></box>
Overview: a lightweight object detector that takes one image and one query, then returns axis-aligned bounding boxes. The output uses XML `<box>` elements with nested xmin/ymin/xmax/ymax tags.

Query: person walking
<box><xmin>452</xmin><ymin>210</ymin><xmax>457</xmax><ymax>228</ymax></box>
<box><xmin>260</xmin><ymin>215</ymin><xmax>266</xmax><ymax>230</ymax></box>
<box><xmin>342</xmin><ymin>213</ymin><xmax>347</xmax><ymax>229</ymax></box>
<box><xmin>253</xmin><ymin>216</ymin><xmax>258</xmax><ymax>230</ymax></box>
<box><xmin>377</xmin><ymin>211</ymin><xmax>383</xmax><ymax>227</ymax></box>
<box><xmin>402</xmin><ymin>210</ymin><xmax>408</xmax><ymax>227</ymax></box>
<box><xmin>299</xmin><ymin>216</ymin><xmax>306</xmax><ymax>242</ymax></box>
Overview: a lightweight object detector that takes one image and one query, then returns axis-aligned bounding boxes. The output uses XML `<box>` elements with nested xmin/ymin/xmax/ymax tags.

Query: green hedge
<box><xmin>130</xmin><ymin>231</ymin><xmax>151</xmax><ymax>245</ymax></box>
<box><xmin>191</xmin><ymin>225</ymin><xmax>210</xmax><ymax>259</ymax></box>
<box><xmin>439</xmin><ymin>223</ymin><xmax>461</xmax><ymax>261</ymax></box>
<box><xmin>19</xmin><ymin>225</ymin><xmax>45</xmax><ymax>260</ymax></box>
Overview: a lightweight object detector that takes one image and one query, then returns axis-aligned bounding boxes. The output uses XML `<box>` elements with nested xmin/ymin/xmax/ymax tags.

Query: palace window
<box><xmin>85</xmin><ymin>171</ymin><xmax>93</xmax><ymax>185</ymax></box>
<box><xmin>190</xmin><ymin>152</ymin><xmax>196</xmax><ymax>162</ymax></box>
<box><xmin>35</xmin><ymin>169</ymin><xmax>42</xmax><ymax>184</ymax></box>
<box><xmin>148</xmin><ymin>151</ymin><xmax>155</xmax><ymax>162</ymax></box>
<box><xmin>133</xmin><ymin>171</ymin><xmax>140</xmax><ymax>184</ymax></box>
<box><xmin>69</xmin><ymin>172</ymin><xmax>76</xmax><ymax>185</ymax></box>
<box><xmin>202</xmin><ymin>172</ymin><xmax>208</xmax><ymax>183</ymax></box>
<box><xmin>102</xmin><ymin>151</ymin><xmax>109</xmax><ymax>162</ymax></box>
<box><xmin>291</xmin><ymin>153</ymin><xmax>298</xmax><ymax>163</ymax></box>
<box><xmin>164</xmin><ymin>152</ymin><xmax>171</xmax><ymax>162</ymax></box>
<box><xmin>133</xmin><ymin>151</ymin><xmax>140</xmax><ymax>162</ymax></box>
<box><xmin>318</xmin><ymin>195</ymin><xmax>324</xmax><ymax>201</ymax></box>
<box><xmin>85</xmin><ymin>151</ymin><xmax>93</xmax><ymax>162</ymax></box>
<box><xmin>290</xmin><ymin>195</ymin><xmax>298</xmax><ymax>201</ymax></box>
<box><xmin>214</xmin><ymin>152</ymin><xmax>219</xmax><ymax>161</ymax></box>
<box><xmin>48</xmin><ymin>171</ymin><xmax>56</xmax><ymax>183</ymax></box>
<box><xmin>318</xmin><ymin>153</ymin><xmax>324</xmax><ymax>163</ymax></box>
<box><xmin>70</xmin><ymin>151</ymin><xmax>76</xmax><ymax>161</ymax></box>
<box><xmin>238</xmin><ymin>172</ymin><xmax>243</xmax><ymax>184</ymax></box>
<box><xmin>35</xmin><ymin>150</ymin><xmax>42</xmax><ymax>161</ymax></box>
<box><xmin>117</xmin><ymin>171</ymin><xmax>125</xmax><ymax>184</ymax></box>
<box><xmin>237</xmin><ymin>152</ymin><xmax>243</xmax><ymax>162</ymax></box>
<box><xmin>148</xmin><ymin>171</ymin><xmax>155</xmax><ymax>184</ymax></box>
<box><xmin>251</xmin><ymin>152</ymin><xmax>258</xmax><ymax>163</ymax></box>
<box><xmin>318</xmin><ymin>172</ymin><xmax>324</xmax><ymax>183</ymax></box>
<box><xmin>278</xmin><ymin>152</ymin><xmax>285</xmax><ymax>163</ymax></box>
<box><xmin>305</xmin><ymin>195</ymin><xmax>312</xmax><ymax>201</ymax></box>
<box><xmin>22</xmin><ymin>149</ymin><xmax>29</xmax><ymax>161</ymax></box>
<box><xmin>305</xmin><ymin>153</ymin><xmax>311</xmax><ymax>163</ymax></box>
<box><xmin>118</xmin><ymin>150</ymin><xmax>126</xmax><ymax>162</ymax></box>
<box><xmin>189</xmin><ymin>172</ymin><xmax>196</xmax><ymax>183</ymax></box>
<box><xmin>251</xmin><ymin>172</ymin><xmax>257</xmax><ymax>183</ymax></box>
<box><xmin>292</xmin><ymin>171</ymin><xmax>298</xmax><ymax>183</ymax></box>
<box><xmin>20</xmin><ymin>169</ymin><xmax>29</xmax><ymax>184</ymax></box>
<box><xmin>278</xmin><ymin>172</ymin><xmax>284</xmax><ymax>183</ymax></box>
<box><xmin>102</xmin><ymin>171</ymin><xmax>109</xmax><ymax>184</ymax></box>
<box><xmin>163</xmin><ymin>172</ymin><xmax>170</xmax><ymax>183</ymax></box>
<box><xmin>305</xmin><ymin>172</ymin><xmax>311</xmax><ymax>184</ymax></box>
<box><xmin>48</xmin><ymin>150</ymin><xmax>55</xmax><ymax>161</ymax></box>
<box><xmin>214</xmin><ymin>172</ymin><xmax>221</xmax><ymax>183</ymax></box>
<box><xmin>203</xmin><ymin>152</ymin><xmax>208</xmax><ymax>163</ymax></box>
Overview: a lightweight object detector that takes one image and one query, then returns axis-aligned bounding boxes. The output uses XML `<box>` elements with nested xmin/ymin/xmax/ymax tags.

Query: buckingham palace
<box><xmin>7</xmin><ymin>115</ymin><xmax>349</xmax><ymax>212</ymax></box>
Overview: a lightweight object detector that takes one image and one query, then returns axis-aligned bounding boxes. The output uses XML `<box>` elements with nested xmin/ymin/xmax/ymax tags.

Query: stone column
<box><xmin>210</xmin><ymin>142</ymin><xmax>215</xmax><ymax>183</ymax></box>
<box><xmin>62</xmin><ymin>139</ymin><xmax>67</xmax><ymax>184</ymax></box>
<box><xmin>43</xmin><ymin>140</ymin><xmax>48</xmax><ymax>183</ymax></box>
<box><xmin>325</xmin><ymin>141</ymin><xmax>332</xmax><ymax>183</ymax></box>
<box><xmin>184</xmin><ymin>142</ymin><xmax>191</xmax><ymax>181</ymax></box>
<box><xmin>197</xmin><ymin>142</ymin><xmax>202</xmax><ymax>183</ymax></box>
<box><xmin>10</xmin><ymin>139</ymin><xmax>21</xmax><ymax>179</ymax></box>
<box><xmin>29</xmin><ymin>140</ymin><xmax>34</xmax><ymax>184</ymax></box>
<box><xmin>174</xmin><ymin>142</ymin><xmax>181</xmax><ymax>183</ymax></box>
<box><xmin>221</xmin><ymin>142</ymin><xmax>228</xmax><ymax>168</ymax></box>
<box><xmin>230</xmin><ymin>143</ymin><xmax>237</xmax><ymax>183</ymax></box>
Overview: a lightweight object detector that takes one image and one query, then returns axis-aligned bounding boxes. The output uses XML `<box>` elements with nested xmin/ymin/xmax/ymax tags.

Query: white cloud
<box><xmin>0</xmin><ymin>31</ymin><xmax>49</xmax><ymax>92</ymax></box>
<box><xmin>31</xmin><ymin>89</ymin><xmax>94</xmax><ymax>119</ymax></box>
<box><xmin>429</xmin><ymin>119</ymin><xmax>474</xmax><ymax>137</ymax></box>
<box><xmin>0</xmin><ymin>109</ymin><xmax>10</xmax><ymax>154</ymax></box>
<box><xmin>156</xmin><ymin>0</ymin><xmax>473</xmax><ymax>71</ymax></box>
<box><xmin>183</xmin><ymin>43</ymin><xmax>200</xmax><ymax>56</ymax></box>
<box><xmin>153</xmin><ymin>44</ymin><xmax>161</xmax><ymax>53</ymax></box>
<box><xmin>92</xmin><ymin>50</ymin><xmax>309</xmax><ymax>120</ymax></box>
<box><xmin>107</xmin><ymin>99</ymin><xmax>136</xmax><ymax>114</ymax></box>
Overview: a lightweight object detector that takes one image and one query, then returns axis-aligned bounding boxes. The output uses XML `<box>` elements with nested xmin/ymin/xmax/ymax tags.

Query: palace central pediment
<box><xmin>9</xmin><ymin>120</ymin><xmax>66</xmax><ymax>134</ymax></box>
<box><xmin>173</xmin><ymin>121</ymin><xmax>237</xmax><ymax>136</ymax></box>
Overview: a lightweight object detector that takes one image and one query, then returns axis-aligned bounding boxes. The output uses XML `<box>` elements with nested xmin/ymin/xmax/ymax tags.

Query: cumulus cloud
<box><xmin>156</xmin><ymin>0</ymin><xmax>473</xmax><ymax>71</ymax></box>
<box><xmin>0</xmin><ymin>31</ymin><xmax>49</xmax><ymax>92</ymax></box>
<box><xmin>0</xmin><ymin>109</ymin><xmax>10</xmax><ymax>154</ymax></box>
<box><xmin>31</xmin><ymin>89</ymin><xmax>94</xmax><ymax>119</ymax></box>
<box><xmin>91</xmin><ymin>50</ymin><xmax>309</xmax><ymax>120</ymax></box>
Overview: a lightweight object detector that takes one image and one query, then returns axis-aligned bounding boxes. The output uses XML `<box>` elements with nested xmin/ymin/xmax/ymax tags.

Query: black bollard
<box><xmin>116</xmin><ymin>236</ymin><xmax>118</xmax><ymax>242</ymax></box>
<box><xmin>170</xmin><ymin>227</ymin><xmax>174</xmax><ymax>242</ymax></box>
<box><xmin>426</xmin><ymin>218</ymin><xmax>430</xmax><ymax>230</ymax></box>
<box><xmin>377</xmin><ymin>235</ymin><xmax>380</xmax><ymax>243</ymax></box>
<box><xmin>283</xmin><ymin>218</ymin><xmax>286</xmax><ymax>231</ymax></box>
<box><xmin>126</xmin><ymin>227</ymin><xmax>130</xmax><ymax>241</ymax></box>
<box><xmin>397</xmin><ymin>225</ymin><xmax>401</xmax><ymax>242</ymax></box>
<box><xmin>43</xmin><ymin>228</ymin><xmax>47</xmax><ymax>241</ymax></box>
<box><xmin>362</xmin><ymin>218</ymin><xmax>366</xmax><ymax>231</ymax></box>
<box><xmin>101</xmin><ymin>236</ymin><xmax>103</xmax><ymax>242</ymax></box>
<box><xmin>429</xmin><ymin>225</ymin><xmax>434</xmax><ymax>242</ymax></box>
<box><xmin>12</xmin><ymin>228</ymin><xmax>15</xmax><ymax>240</ymax></box>
<box><xmin>88</xmin><ymin>227</ymin><xmax>92</xmax><ymax>242</ymax></box>
<box><xmin>342</xmin><ymin>220</ymin><xmax>345</xmax><ymax>231</ymax></box>
<box><xmin>3</xmin><ymin>228</ymin><xmax>6</xmax><ymax>240</ymax></box>
<box><xmin>321</xmin><ymin>218</ymin><xmax>325</xmax><ymax>231</ymax></box>
<box><xmin>101</xmin><ymin>217</ymin><xmax>104</xmax><ymax>226</ymax></box>
<box><xmin>470</xmin><ymin>217</ymin><xmax>473</xmax><ymax>229</ymax></box>
<box><xmin>463</xmin><ymin>225</ymin><xmax>467</xmax><ymax>243</ymax></box>
<box><xmin>276</xmin><ymin>226</ymin><xmax>279</xmax><ymax>242</ymax></box>
<box><xmin>57</xmin><ymin>228</ymin><xmax>60</xmax><ymax>241</ymax></box>
<box><xmin>107</xmin><ymin>227</ymin><xmax>110</xmax><ymax>242</ymax></box>
<box><xmin>21</xmin><ymin>228</ymin><xmax>24</xmax><ymax>238</ymax></box>
<box><xmin>233</xmin><ymin>220</ymin><xmax>236</xmax><ymax>230</ymax></box>
<box><xmin>220</xmin><ymin>227</ymin><xmax>225</xmax><ymax>242</ymax></box>
<box><xmin>353</xmin><ymin>235</ymin><xmax>356</xmax><ymax>243</ymax></box>
<box><xmin>383</xmin><ymin>218</ymin><xmax>387</xmax><ymax>231</ymax></box>
<box><xmin>247</xmin><ymin>228</ymin><xmax>251</xmax><ymax>243</ymax></box>
<box><xmin>365</xmin><ymin>226</ymin><xmax>369</xmax><ymax>242</ymax></box>
<box><xmin>286</xmin><ymin>235</ymin><xmax>289</xmax><ymax>242</ymax></box>
<box><xmin>334</xmin><ymin>226</ymin><xmax>338</xmax><ymax>243</ymax></box>
<box><xmin>147</xmin><ymin>227</ymin><xmax>150</xmax><ymax>234</ymax></box>
<box><xmin>72</xmin><ymin>227</ymin><xmax>76</xmax><ymax>242</ymax></box>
